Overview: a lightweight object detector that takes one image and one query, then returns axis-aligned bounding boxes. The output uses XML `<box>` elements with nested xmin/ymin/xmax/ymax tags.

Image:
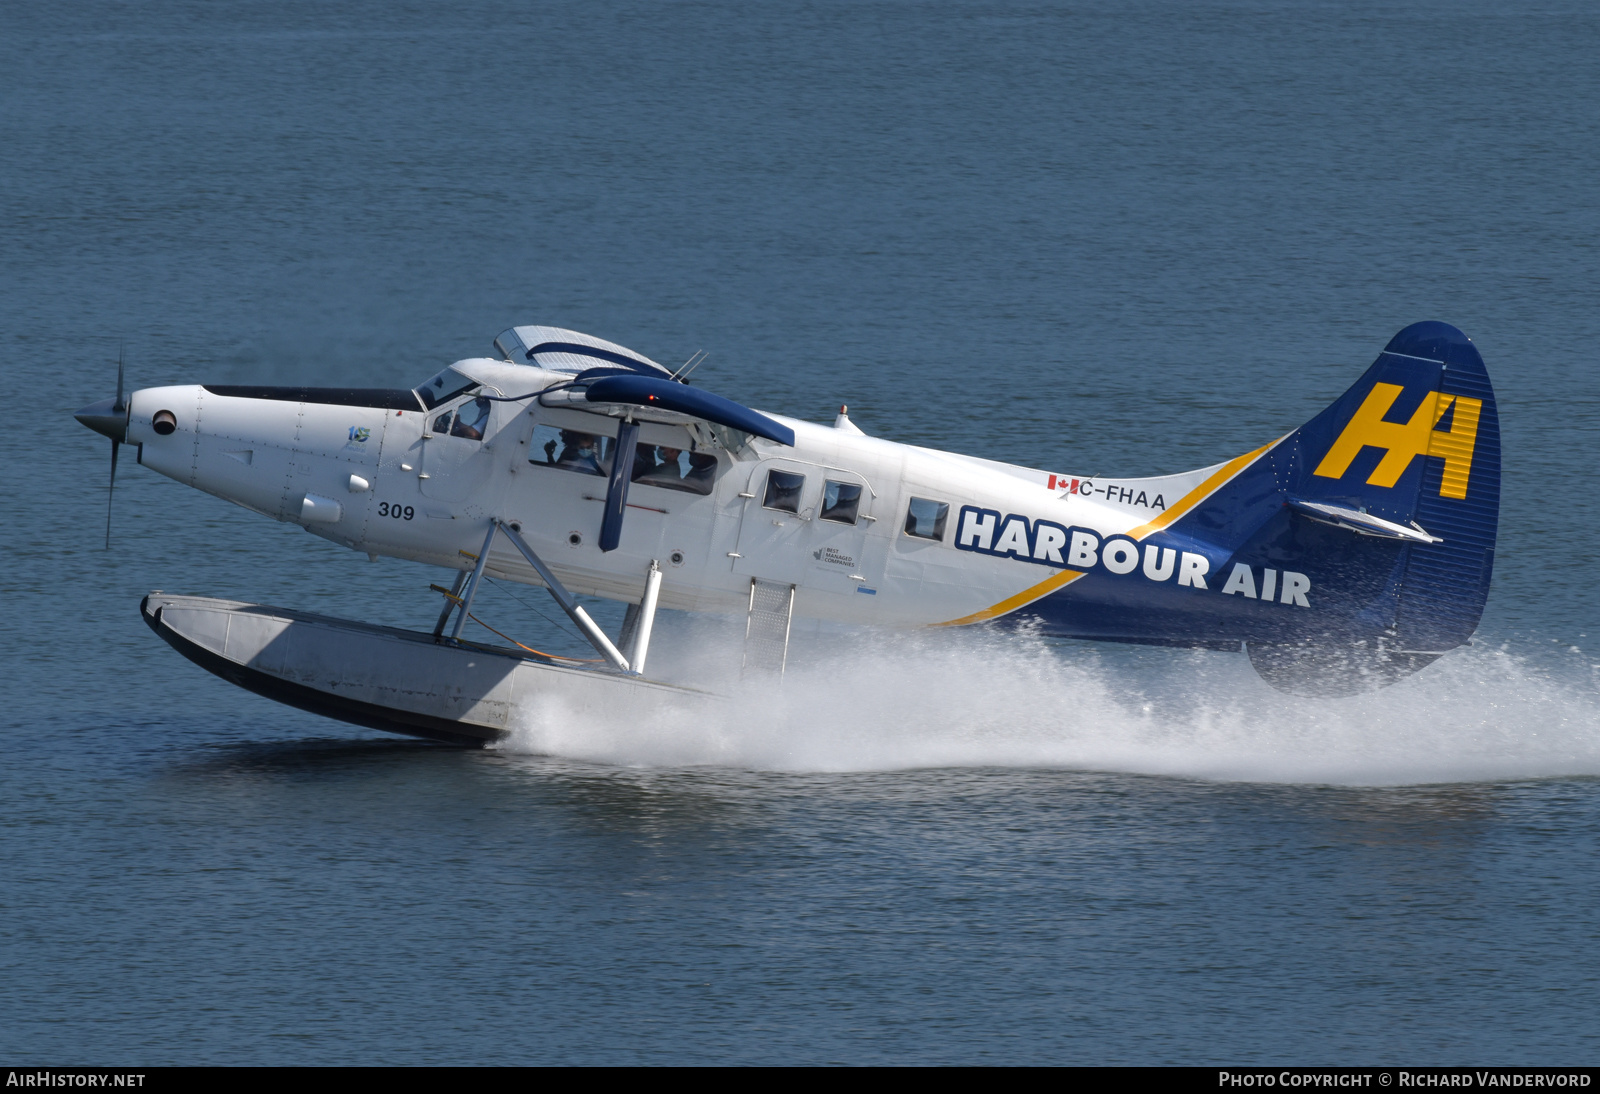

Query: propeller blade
<box><xmin>114</xmin><ymin>342</ymin><xmax>125</xmax><ymax>412</ymax></box>
<box><xmin>105</xmin><ymin>437</ymin><xmax>119</xmax><ymax>549</ymax></box>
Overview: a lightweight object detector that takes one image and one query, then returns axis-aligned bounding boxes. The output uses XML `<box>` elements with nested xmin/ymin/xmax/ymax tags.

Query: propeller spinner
<box><xmin>73</xmin><ymin>348</ymin><xmax>127</xmax><ymax>548</ymax></box>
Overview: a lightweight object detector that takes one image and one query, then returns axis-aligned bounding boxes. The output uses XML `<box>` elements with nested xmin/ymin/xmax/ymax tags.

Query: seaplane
<box><xmin>75</xmin><ymin>321</ymin><xmax>1501</xmax><ymax>746</ymax></box>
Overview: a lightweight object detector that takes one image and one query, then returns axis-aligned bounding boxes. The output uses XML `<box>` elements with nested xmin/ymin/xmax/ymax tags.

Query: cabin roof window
<box><xmin>820</xmin><ymin>480</ymin><xmax>862</xmax><ymax>524</ymax></box>
<box><xmin>763</xmin><ymin>469</ymin><xmax>805</xmax><ymax>514</ymax></box>
<box><xmin>415</xmin><ymin>367</ymin><xmax>481</xmax><ymax>410</ymax></box>
<box><xmin>904</xmin><ymin>497</ymin><xmax>949</xmax><ymax>541</ymax></box>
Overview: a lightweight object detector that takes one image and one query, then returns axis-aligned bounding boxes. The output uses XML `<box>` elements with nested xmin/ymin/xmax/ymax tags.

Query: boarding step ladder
<box><xmin>742</xmin><ymin>578</ymin><xmax>795</xmax><ymax>679</ymax></box>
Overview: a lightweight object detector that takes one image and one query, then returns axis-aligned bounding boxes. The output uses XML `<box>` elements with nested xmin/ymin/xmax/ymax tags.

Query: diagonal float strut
<box><xmin>488</xmin><ymin>520</ymin><xmax>637</xmax><ymax>673</ymax></box>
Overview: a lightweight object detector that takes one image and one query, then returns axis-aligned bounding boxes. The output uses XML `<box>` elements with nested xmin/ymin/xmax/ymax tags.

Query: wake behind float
<box><xmin>86</xmin><ymin>320</ymin><xmax>1501</xmax><ymax>738</ymax></box>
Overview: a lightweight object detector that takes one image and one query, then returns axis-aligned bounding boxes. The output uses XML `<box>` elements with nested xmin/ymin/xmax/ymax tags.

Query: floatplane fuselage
<box><xmin>77</xmin><ymin>322</ymin><xmax>1502</xmax><ymax>740</ymax></box>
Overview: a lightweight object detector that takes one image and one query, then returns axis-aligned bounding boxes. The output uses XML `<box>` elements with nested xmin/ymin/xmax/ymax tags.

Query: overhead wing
<box><xmin>582</xmin><ymin>375</ymin><xmax>795</xmax><ymax>446</ymax></box>
<box><xmin>538</xmin><ymin>369</ymin><xmax>794</xmax><ymax>447</ymax></box>
<box><xmin>505</xmin><ymin>324</ymin><xmax>793</xmax><ymax>445</ymax></box>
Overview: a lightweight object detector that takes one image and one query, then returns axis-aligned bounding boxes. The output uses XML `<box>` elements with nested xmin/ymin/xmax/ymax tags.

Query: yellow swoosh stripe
<box><xmin>1121</xmin><ymin>438</ymin><xmax>1278</xmax><ymax>542</ymax></box>
<box><xmin>935</xmin><ymin>567</ymin><xmax>1090</xmax><ymax>627</ymax></box>
<box><xmin>935</xmin><ymin>438</ymin><xmax>1281</xmax><ymax>627</ymax></box>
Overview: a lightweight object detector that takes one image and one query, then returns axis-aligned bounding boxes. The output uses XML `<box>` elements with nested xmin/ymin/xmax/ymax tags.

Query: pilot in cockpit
<box><xmin>450</xmin><ymin>397</ymin><xmax>492</xmax><ymax>441</ymax></box>
<box><xmin>433</xmin><ymin>396</ymin><xmax>492</xmax><ymax>442</ymax></box>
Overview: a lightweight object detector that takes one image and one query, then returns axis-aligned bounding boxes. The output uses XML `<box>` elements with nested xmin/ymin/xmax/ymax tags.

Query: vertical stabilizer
<box><xmin>1245</xmin><ymin>321</ymin><xmax>1501</xmax><ymax>693</ymax></box>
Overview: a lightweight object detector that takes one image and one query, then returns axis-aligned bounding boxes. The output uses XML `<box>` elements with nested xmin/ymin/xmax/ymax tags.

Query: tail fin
<box><xmin>1245</xmin><ymin>321</ymin><xmax>1501</xmax><ymax>694</ymax></box>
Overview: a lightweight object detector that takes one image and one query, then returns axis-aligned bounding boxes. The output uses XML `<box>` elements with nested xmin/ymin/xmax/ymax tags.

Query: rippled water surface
<box><xmin>3</xmin><ymin>0</ymin><xmax>1599</xmax><ymax>1065</ymax></box>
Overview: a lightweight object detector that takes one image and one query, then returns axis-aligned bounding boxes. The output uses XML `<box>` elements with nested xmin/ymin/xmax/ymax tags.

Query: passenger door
<box><xmin>733</xmin><ymin>459</ymin><xmax>875</xmax><ymax>595</ymax></box>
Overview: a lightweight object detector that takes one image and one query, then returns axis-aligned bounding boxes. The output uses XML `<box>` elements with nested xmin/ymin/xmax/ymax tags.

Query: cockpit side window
<box><xmin>416</xmin><ymin>367</ymin><xmax>481</xmax><ymax>410</ymax></box>
<box><xmin>430</xmin><ymin>396</ymin><xmax>492</xmax><ymax>442</ymax></box>
<box><xmin>451</xmin><ymin>397</ymin><xmax>491</xmax><ymax>440</ymax></box>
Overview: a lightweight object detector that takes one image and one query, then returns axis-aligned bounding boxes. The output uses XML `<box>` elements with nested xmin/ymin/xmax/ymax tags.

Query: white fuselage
<box><xmin>123</xmin><ymin>357</ymin><xmax>1221</xmax><ymax>627</ymax></box>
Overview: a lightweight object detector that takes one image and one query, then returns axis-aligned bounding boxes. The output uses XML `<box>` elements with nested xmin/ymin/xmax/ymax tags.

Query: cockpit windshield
<box><xmin>415</xmin><ymin>367</ymin><xmax>481</xmax><ymax>410</ymax></box>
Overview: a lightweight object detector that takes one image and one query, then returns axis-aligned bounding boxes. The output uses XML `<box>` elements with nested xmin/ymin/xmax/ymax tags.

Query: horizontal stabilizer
<box><xmin>1285</xmin><ymin>498</ymin><xmax>1442</xmax><ymax>543</ymax></box>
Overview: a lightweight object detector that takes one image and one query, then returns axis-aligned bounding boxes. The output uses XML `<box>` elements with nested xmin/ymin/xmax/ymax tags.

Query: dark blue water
<box><xmin>4</xmin><ymin>0</ymin><xmax>1599</xmax><ymax>1064</ymax></box>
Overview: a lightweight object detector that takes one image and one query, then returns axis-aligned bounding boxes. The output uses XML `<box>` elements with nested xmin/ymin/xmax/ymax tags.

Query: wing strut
<box><xmin>599</xmin><ymin>419</ymin><xmax>640</xmax><ymax>552</ymax></box>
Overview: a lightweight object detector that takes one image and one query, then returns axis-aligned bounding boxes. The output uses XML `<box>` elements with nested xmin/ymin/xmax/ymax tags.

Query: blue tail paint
<box><xmin>1022</xmin><ymin>322</ymin><xmax>1501</xmax><ymax>694</ymax></box>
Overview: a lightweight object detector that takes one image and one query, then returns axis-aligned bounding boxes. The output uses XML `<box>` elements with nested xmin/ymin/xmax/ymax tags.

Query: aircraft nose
<box><xmin>75</xmin><ymin>396</ymin><xmax>128</xmax><ymax>443</ymax></box>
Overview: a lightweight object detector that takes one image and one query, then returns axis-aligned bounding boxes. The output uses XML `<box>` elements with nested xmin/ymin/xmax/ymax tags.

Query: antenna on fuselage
<box><xmin>670</xmin><ymin>349</ymin><xmax>707</xmax><ymax>383</ymax></box>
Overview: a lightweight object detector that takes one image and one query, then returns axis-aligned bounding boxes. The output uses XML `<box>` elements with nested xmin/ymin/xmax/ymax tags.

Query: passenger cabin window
<box><xmin>763</xmin><ymin>469</ymin><xmax>805</xmax><ymax>514</ymax></box>
<box><xmin>904</xmin><ymin>497</ymin><xmax>949</xmax><ymax>540</ymax></box>
<box><xmin>527</xmin><ymin>424</ymin><xmax>719</xmax><ymax>494</ymax></box>
<box><xmin>529</xmin><ymin>423</ymin><xmax>613</xmax><ymax>476</ymax></box>
<box><xmin>631</xmin><ymin>445</ymin><xmax>717</xmax><ymax>496</ymax></box>
<box><xmin>820</xmin><ymin>481</ymin><xmax>862</xmax><ymax>524</ymax></box>
<box><xmin>416</xmin><ymin>367</ymin><xmax>481</xmax><ymax>409</ymax></box>
<box><xmin>432</xmin><ymin>396</ymin><xmax>491</xmax><ymax>441</ymax></box>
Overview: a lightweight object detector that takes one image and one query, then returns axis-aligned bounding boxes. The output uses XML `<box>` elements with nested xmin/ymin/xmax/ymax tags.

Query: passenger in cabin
<box><xmin>685</xmin><ymin>451</ymin><xmax>718</xmax><ymax>491</ymax></box>
<box><xmin>555</xmin><ymin>431</ymin><xmax>605</xmax><ymax>474</ymax></box>
<box><xmin>627</xmin><ymin>445</ymin><xmax>717</xmax><ymax>494</ymax></box>
<box><xmin>634</xmin><ymin>446</ymin><xmax>685</xmax><ymax>487</ymax></box>
<box><xmin>633</xmin><ymin>443</ymin><xmax>669</xmax><ymax>483</ymax></box>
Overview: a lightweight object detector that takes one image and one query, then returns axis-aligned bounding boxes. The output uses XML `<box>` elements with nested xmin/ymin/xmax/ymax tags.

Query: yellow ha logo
<box><xmin>1313</xmin><ymin>383</ymin><xmax>1481</xmax><ymax>499</ymax></box>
